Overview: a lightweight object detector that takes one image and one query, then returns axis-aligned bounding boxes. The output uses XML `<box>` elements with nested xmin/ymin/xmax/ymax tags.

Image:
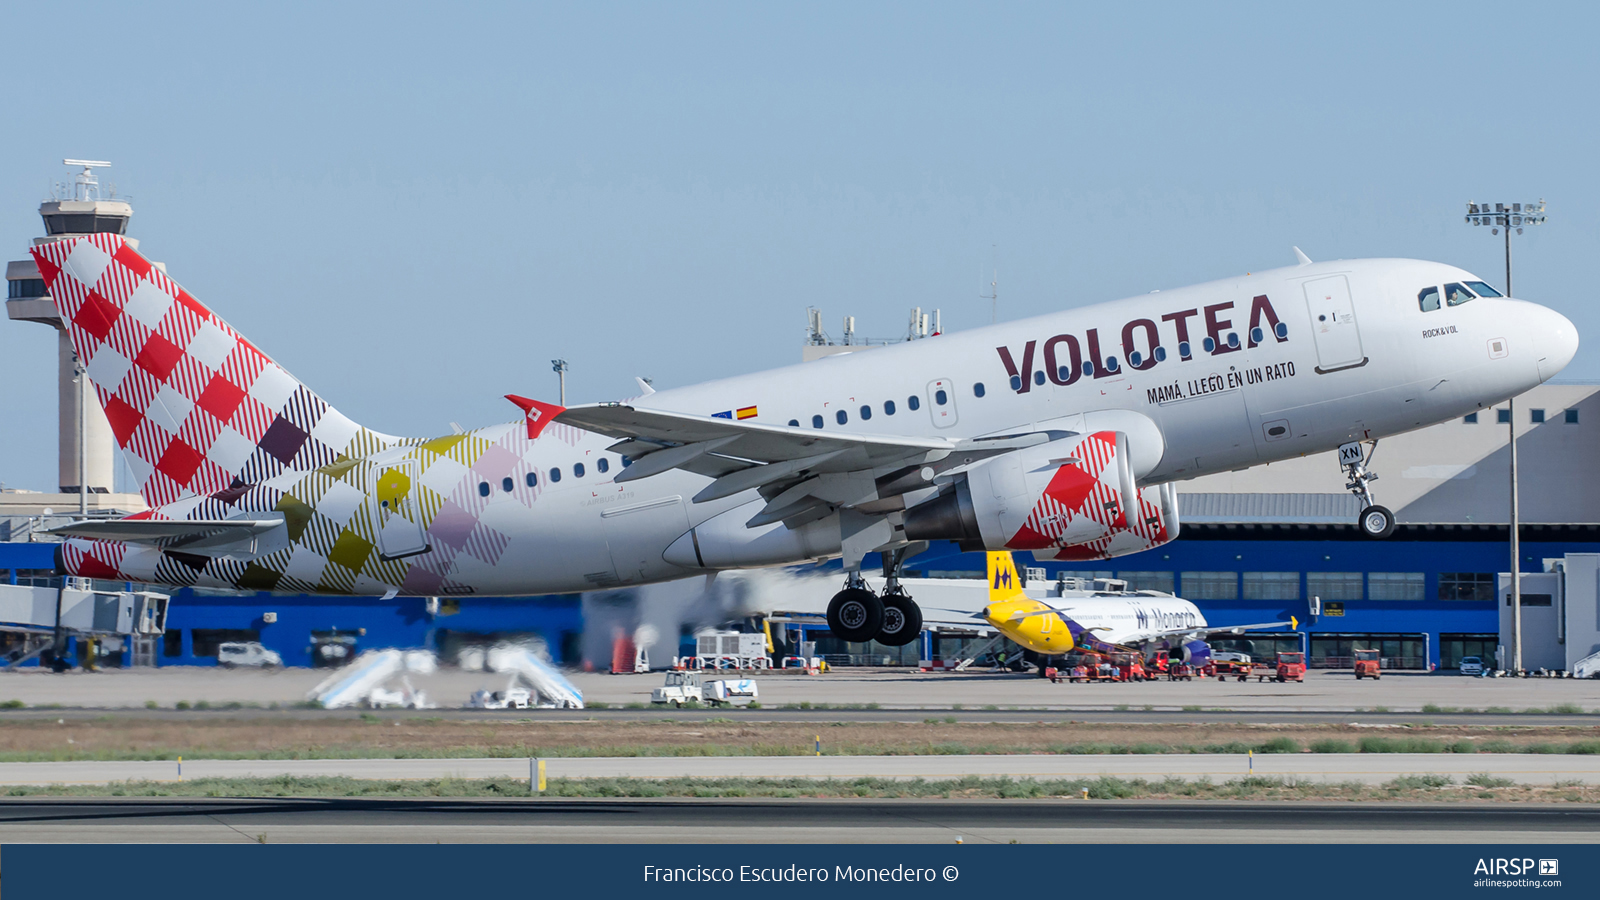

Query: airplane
<box><xmin>33</xmin><ymin>234</ymin><xmax>1577</xmax><ymax>651</ymax></box>
<box><xmin>956</xmin><ymin>551</ymin><xmax>1302</xmax><ymax>675</ymax></box>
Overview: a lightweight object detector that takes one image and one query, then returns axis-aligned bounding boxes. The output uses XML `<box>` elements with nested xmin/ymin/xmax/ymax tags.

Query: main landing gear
<box><xmin>824</xmin><ymin>549</ymin><xmax>924</xmax><ymax>646</ymax></box>
<box><xmin>1340</xmin><ymin>439</ymin><xmax>1395</xmax><ymax>539</ymax></box>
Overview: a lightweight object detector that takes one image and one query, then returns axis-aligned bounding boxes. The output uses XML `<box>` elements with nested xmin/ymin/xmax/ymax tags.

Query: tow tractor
<box><xmin>1353</xmin><ymin>648</ymin><xmax>1382</xmax><ymax>680</ymax></box>
<box><xmin>650</xmin><ymin>670</ymin><xmax>760</xmax><ymax>707</ymax></box>
<box><xmin>1264</xmin><ymin>650</ymin><xmax>1306</xmax><ymax>683</ymax></box>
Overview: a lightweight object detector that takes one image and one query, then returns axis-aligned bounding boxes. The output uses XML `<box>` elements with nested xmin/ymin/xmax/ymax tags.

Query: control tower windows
<box><xmin>42</xmin><ymin>213</ymin><xmax>129</xmax><ymax>235</ymax></box>
<box><xmin>7</xmin><ymin>278</ymin><xmax>45</xmax><ymax>299</ymax></box>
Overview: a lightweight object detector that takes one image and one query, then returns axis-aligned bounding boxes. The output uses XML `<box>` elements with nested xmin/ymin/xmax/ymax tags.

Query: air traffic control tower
<box><xmin>4</xmin><ymin>160</ymin><xmax>149</xmax><ymax>524</ymax></box>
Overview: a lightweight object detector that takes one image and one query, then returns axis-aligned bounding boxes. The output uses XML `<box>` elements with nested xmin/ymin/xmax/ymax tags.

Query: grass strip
<box><xmin>4</xmin><ymin>737</ymin><xmax>1600</xmax><ymax>763</ymax></box>
<box><xmin>3</xmin><ymin>774</ymin><xmax>1596</xmax><ymax>803</ymax></box>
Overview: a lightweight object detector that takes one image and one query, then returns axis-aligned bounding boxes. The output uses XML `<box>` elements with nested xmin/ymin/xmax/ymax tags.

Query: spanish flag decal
<box><xmin>736</xmin><ymin>406</ymin><xmax>758</xmax><ymax>420</ymax></box>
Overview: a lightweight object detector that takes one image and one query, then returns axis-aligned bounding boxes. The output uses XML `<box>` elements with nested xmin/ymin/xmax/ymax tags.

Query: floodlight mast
<box><xmin>1463</xmin><ymin>200</ymin><xmax>1547</xmax><ymax>675</ymax></box>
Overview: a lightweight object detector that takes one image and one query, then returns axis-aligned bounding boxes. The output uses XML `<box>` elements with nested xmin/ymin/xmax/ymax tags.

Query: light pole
<box><xmin>551</xmin><ymin>359</ymin><xmax>569</xmax><ymax>406</ymax></box>
<box><xmin>1464</xmin><ymin>199</ymin><xmax>1546</xmax><ymax>674</ymax></box>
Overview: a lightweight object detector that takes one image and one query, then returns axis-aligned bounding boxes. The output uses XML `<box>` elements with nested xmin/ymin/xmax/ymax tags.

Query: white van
<box><xmin>218</xmin><ymin>641</ymin><xmax>283</xmax><ymax>668</ymax></box>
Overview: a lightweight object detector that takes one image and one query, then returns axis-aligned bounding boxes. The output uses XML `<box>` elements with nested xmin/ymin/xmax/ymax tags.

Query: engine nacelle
<box><xmin>903</xmin><ymin>430</ymin><xmax>1179</xmax><ymax>561</ymax></box>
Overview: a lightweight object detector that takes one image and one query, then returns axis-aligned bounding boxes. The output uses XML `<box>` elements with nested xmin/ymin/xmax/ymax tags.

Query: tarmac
<box><xmin>1</xmin><ymin>752</ymin><xmax>1597</xmax><ymax>787</ymax></box>
<box><xmin>0</xmin><ymin>797</ymin><xmax>1594</xmax><ymax>844</ymax></box>
<box><xmin>0</xmin><ymin>666</ymin><xmax>1596</xmax><ymax>714</ymax></box>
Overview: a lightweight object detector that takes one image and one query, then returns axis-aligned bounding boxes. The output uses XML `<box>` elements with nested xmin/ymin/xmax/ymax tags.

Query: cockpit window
<box><xmin>1417</xmin><ymin>286</ymin><xmax>1440</xmax><ymax>312</ymax></box>
<box><xmin>1465</xmin><ymin>280</ymin><xmax>1503</xmax><ymax>298</ymax></box>
<box><xmin>1444</xmin><ymin>282</ymin><xmax>1475</xmax><ymax>306</ymax></box>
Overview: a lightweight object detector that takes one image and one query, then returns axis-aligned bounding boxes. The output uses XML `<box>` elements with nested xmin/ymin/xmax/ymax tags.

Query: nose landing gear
<box><xmin>1340</xmin><ymin>439</ymin><xmax>1395</xmax><ymax>539</ymax></box>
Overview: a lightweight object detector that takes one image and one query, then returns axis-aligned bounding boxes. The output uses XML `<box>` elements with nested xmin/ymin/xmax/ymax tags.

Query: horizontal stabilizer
<box><xmin>48</xmin><ymin>518</ymin><xmax>282</xmax><ymax>552</ymax></box>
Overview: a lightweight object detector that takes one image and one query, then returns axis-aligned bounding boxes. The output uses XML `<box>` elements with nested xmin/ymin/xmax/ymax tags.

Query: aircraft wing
<box><xmin>47</xmin><ymin>518</ymin><xmax>284</xmax><ymax>552</ymax></box>
<box><xmin>543</xmin><ymin>401</ymin><xmax>1049</xmax><ymax>515</ymax></box>
<box><xmin>1113</xmin><ymin>617</ymin><xmax>1300</xmax><ymax>646</ymax></box>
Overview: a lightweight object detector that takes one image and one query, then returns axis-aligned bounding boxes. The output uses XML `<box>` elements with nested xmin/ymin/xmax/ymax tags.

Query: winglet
<box><xmin>986</xmin><ymin>551</ymin><xmax>1027</xmax><ymax>602</ymax></box>
<box><xmin>505</xmin><ymin>394</ymin><xmax>566</xmax><ymax>439</ymax></box>
<box><xmin>1293</xmin><ymin>246</ymin><xmax>1313</xmax><ymax>266</ymax></box>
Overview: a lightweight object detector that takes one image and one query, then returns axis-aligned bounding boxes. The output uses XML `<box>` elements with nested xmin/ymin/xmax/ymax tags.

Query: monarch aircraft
<box><xmin>952</xmin><ymin>552</ymin><xmax>1305</xmax><ymax>674</ymax></box>
<box><xmin>35</xmin><ymin>234</ymin><xmax>1576</xmax><ymax>648</ymax></box>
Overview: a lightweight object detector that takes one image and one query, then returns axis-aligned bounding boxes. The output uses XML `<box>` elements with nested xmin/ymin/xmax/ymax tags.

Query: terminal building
<box><xmin>2</xmin><ymin>169</ymin><xmax>1595</xmax><ymax>673</ymax></box>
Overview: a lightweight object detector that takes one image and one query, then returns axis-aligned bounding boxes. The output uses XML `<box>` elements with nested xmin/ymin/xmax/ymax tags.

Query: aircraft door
<box><xmin>1303</xmin><ymin>275</ymin><xmax>1367</xmax><ymax>373</ymax></box>
<box><xmin>926</xmin><ymin>378</ymin><xmax>958</xmax><ymax>428</ymax></box>
<box><xmin>369</xmin><ymin>459</ymin><xmax>430</xmax><ymax>560</ymax></box>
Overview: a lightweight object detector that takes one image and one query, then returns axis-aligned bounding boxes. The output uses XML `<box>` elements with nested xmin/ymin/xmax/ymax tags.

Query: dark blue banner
<box><xmin>5</xmin><ymin>844</ymin><xmax>1595</xmax><ymax>898</ymax></box>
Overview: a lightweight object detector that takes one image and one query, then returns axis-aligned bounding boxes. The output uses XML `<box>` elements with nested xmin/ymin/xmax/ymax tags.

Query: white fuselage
<box><xmin>431</xmin><ymin>257</ymin><xmax>1572</xmax><ymax>594</ymax></box>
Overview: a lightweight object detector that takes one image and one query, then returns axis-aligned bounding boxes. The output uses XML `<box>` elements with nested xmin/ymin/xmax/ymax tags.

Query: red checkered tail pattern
<box><xmin>31</xmin><ymin>234</ymin><xmax>399</xmax><ymax>507</ymax></box>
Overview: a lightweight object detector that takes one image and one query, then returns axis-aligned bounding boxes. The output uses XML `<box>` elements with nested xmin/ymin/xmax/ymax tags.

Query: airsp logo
<box><xmin>1473</xmin><ymin>858</ymin><xmax>1553</xmax><ymax>876</ymax></box>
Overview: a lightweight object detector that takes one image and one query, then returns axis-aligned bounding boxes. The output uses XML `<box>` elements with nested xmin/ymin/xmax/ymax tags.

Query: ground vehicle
<box><xmin>1275</xmin><ymin>651</ymin><xmax>1306</xmax><ymax>683</ymax></box>
<box><xmin>217</xmin><ymin>641</ymin><xmax>282</xmax><ymax>668</ymax></box>
<box><xmin>468</xmin><ymin>686</ymin><xmax>533</xmax><ymax>709</ymax></box>
<box><xmin>1459</xmin><ymin>656</ymin><xmax>1485</xmax><ymax>676</ymax></box>
<box><xmin>1354</xmin><ymin>648</ymin><xmax>1381</xmax><ymax>680</ymax></box>
<box><xmin>650</xmin><ymin>671</ymin><xmax>759</xmax><ymax>707</ymax></box>
<box><xmin>1167</xmin><ymin>662</ymin><xmax>1195</xmax><ymax>682</ymax></box>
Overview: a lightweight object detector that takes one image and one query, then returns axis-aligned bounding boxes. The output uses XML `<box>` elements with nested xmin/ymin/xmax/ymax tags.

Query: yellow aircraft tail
<box><xmin>987</xmin><ymin>552</ymin><xmax>1027</xmax><ymax>603</ymax></box>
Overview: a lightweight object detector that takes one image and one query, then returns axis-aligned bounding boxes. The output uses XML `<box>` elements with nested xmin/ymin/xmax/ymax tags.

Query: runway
<box><xmin>4</xmin><ymin>752</ymin><xmax>1599</xmax><ymax>786</ymax></box>
<box><xmin>0</xmin><ymin>796</ymin><xmax>1595</xmax><ymax>843</ymax></box>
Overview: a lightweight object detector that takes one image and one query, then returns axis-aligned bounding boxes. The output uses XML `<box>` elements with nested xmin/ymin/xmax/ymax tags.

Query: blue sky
<box><xmin>2</xmin><ymin>2</ymin><xmax>1594</xmax><ymax>491</ymax></box>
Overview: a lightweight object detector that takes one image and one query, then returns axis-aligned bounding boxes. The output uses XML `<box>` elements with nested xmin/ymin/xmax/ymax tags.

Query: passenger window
<box><xmin>907</xmin><ymin>395</ymin><xmax>920</xmax><ymax>411</ymax></box>
<box><xmin>478</xmin><ymin>481</ymin><xmax>490</xmax><ymax>497</ymax></box>
<box><xmin>973</xmin><ymin>382</ymin><xmax>985</xmax><ymax>398</ymax></box>
<box><xmin>574</xmin><ymin>462</ymin><xmax>585</xmax><ymax>477</ymax></box>
<box><xmin>1444</xmin><ymin>283</ymin><xmax>1475</xmax><ymax>306</ymax></box>
<box><xmin>836</xmin><ymin>409</ymin><xmax>848</xmax><ymax>425</ymax></box>
<box><xmin>812</xmin><ymin>414</ymin><xmax>824</xmax><ymax>428</ymax></box>
<box><xmin>1033</xmin><ymin>371</ymin><xmax>1045</xmax><ymax>386</ymax></box>
<box><xmin>501</xmin><ymin>477</ymin><xmax>514</xmax><ymax>492</ymax></box>
<box><xmin>526</xmin><ymin>472</ymin><xmax>538</xmax><ymax>487</ymax></box>
<box><xmin>597</xmin><ymin>458</ymin><xmax>609</xmax><ymax>473</ymax></box>
<box><xmin>1465</xmin><ymin>280</ymin><xmax>1503</xmax><ymax>298</ymax></box>
<box><xmin>884</xmin><ymin>400</ymin><xmax>896</xmax><ymax>416</ymax></box>
<box><xmin>788</xmin><ymin>419</ymin><xmax>800</xmax><ymax>427</ymax></box>
<box><xmin>550</xmin><ymin>467</ymin><xmax>562</xmax><ymax>483</ymax></box>
<box><xmin>1417</xmin><ymin>286</ymin><xmax>1440</xmax><ymax>312</ymax></box>
<box><xmin>935</xmin><ymin>389</ymin><xmax>948</xmax><ymax>406</ymax></box>
<box><xmin>621</xmin><ymin>456</ymin><xmax>631</xmax><ymax>467</ymax></box>
<box><xmin>859</xmin><ymin>404</ymin><xmax>871</xmax><ymax>421</ymax></box>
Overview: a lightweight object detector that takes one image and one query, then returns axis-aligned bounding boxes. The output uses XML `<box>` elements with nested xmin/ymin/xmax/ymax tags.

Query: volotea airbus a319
<box><xmin>35</xmin><ymin>235</ymin><xmax>1576</xmax><ymax>646</ymax></box>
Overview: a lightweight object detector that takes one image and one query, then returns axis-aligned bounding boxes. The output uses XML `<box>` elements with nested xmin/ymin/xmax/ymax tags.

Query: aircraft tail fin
<box><xmin>30</xmin><ymin>234</ymin><xmax>401</xmax><ymax>508</ymax></box>
<box><xmin>986</xmin><ymin>551</ymin><xmax>1027</xmax><ymax>602</ymax></box>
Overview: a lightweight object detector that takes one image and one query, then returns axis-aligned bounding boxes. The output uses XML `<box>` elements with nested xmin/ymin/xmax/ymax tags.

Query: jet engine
<box><xmin>903</xmin><ymin>430</ymin><xmax>1179</xmax><ymax>561</ymax></box>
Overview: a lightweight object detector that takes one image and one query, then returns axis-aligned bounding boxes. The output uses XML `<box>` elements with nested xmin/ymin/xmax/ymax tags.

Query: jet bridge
<box><xmin>0</xmin><ymin>577</ymin><xmax>169</xmax><ymax>669</ymax></box>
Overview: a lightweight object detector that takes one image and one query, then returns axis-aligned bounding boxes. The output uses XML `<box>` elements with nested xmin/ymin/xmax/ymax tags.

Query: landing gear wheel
<box><xmin>875</xmin><ymin>593</ymin><xmax>923</xmax><ymax>646</ymax></box>
<box><xmin>1358</xmin><ymin>505</ymin><xmax>1396</xmax><ymax>539</ymax></box>
<box><xmin>827</xmin><ymin>588</ymin><xmax>884</xmax><ymax>643</ymax></box>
